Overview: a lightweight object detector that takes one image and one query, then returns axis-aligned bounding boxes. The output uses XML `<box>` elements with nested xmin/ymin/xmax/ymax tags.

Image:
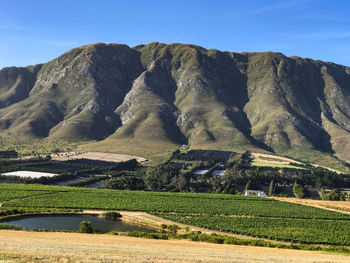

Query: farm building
<box><xmin>245</xmin><ymin>190</ymin><xmax>267</xmax><ymax>197</ymax></box>
<box><xmin>212</xmin><ymin>170</ymin><xmax>226</xmax><ymax>176</ymax></box>
<box><xmin>193</xmin><ymin>169</ymin><xmax>208</xmax><ymax>176</ymax></box>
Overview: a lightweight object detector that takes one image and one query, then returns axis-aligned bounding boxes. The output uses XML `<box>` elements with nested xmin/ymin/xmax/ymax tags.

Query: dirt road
<box><xmin>0</xmin><ymin>230</ymin><xmax>349</xmax><ymax>263</ymax></box>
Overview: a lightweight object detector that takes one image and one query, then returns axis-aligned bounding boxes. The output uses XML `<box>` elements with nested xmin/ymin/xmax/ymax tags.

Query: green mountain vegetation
<box><xmin>0</xmin><ymin>42</ymin><xmax>350</xmax><ymax>170</ymax></box>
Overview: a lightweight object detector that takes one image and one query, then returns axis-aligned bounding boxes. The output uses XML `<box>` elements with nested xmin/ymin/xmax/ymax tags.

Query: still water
<box><xmin>5</xmin><ymin>214</ymin><xmax>155</xmax><ymax>233</ymax></box>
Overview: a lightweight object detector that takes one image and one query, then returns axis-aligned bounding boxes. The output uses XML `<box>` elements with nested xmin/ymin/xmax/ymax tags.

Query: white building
<box><xmin>193</xmin><ymin>169</ymin><xmax>208</xmax><ymax>176</ymax></box>
<box><xmin>245</xmin><ymin>190</ymin><xmax>267</xmax><ymax>197</ymax></box>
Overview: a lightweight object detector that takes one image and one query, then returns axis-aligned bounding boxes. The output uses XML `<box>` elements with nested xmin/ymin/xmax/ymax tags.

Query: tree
<box><xmin>268</xmin><ymin>179</ymin><xmax>274</xmax><ymax>196</ymax></box>
<box><xmin>323</xmin><ymin>190</ymin><xmax>348</xmax><ymax>201</ymax></box>
<box><xmin>78</xmin><ymin>221</ymin><xmax>93</xmax><ymax>233</ymax></box>
<box><xmin>102</xmin><ymin>176</ymin><xmax>145</xmax><ymax>190</ymax></box>
<box><xmin>168</xmin><ymin>224</ymin><xmax>180</xmax><ymax>234</ymax></box>
<box><xmin>293</xmin><ymin>181</ymin><xmax>305</xmax><ymax>198</ymax></box>
<box><xmin>170</xmin><ymin>174</ymin><xmax>188</xmax><ymax>192</ymax></box>
<box><xmin>315</xmin><ymin>177</ymin><xmax>322</xmax><ymax>190</ymax></box>
<box><xmin>244</xmin><ymin>180</ymin><xmax>251</xmax><ymax>193</ymax></box>
<box><xmin>144</xmin><ymin>164</ymin><xmax>179</xmax><ymax>191</ymax></box>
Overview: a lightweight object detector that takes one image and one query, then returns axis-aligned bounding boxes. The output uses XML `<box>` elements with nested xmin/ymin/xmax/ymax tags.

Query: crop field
<box><xmin>272</xmin><ymin>197</ymin><xmax>350</xmax><ymax>213</ymax></box>
<box><xmin>155</xmin><ymin>213</ymin><xmax>350</xmax><ymax>245</ymax></box>
<box><xmin>1</xmin><ymin>184</ymin><xmax>350</xmax><ymax>245</ymax></box>
<box><xmin>0</xmin><ymin>188</ymin><xmax>56</xmax><ymax>202</ymax></box>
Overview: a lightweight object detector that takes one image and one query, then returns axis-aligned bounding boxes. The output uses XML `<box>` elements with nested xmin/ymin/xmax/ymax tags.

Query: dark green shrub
<box><xmin>102</xmin><ymin>212</ymin><xmax>122</xmax><ymax>220</ymax></box>
<box><xmin>78</xmin><ymin>221</ymin><xmax>93</xmax><ymax>233</ymax></box>
<box><xmin>168</xmin><ymin>224</ymin><xmax>180</xmax><ymax>234</ymax></box>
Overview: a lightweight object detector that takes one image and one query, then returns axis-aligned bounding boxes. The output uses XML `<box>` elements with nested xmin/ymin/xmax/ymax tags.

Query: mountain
<box><xmin>0</xmin><ymin>42</ymin><xmax>350</xmax><ymax>170</ymax></box>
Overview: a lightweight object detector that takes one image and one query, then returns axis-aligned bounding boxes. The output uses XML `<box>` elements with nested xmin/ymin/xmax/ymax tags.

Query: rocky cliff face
<box><xmin>0</xmin><ymin>42</ymin><xmax>349</xmax><ymax>165</ymax></box>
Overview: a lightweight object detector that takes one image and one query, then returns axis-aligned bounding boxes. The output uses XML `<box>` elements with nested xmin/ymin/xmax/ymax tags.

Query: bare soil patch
<box><xmin>0</xmin><ymin>230</ymin><xmax>349</xmax><ymax>263</ymax></box>
<box><xmin>50</xmin><ymin>151</ymin><xmax>148</xmax><ymax>163</ymax></box>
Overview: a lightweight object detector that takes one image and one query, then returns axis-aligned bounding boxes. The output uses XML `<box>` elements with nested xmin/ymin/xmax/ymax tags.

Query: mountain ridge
<box><xmin>0</xmin><ymin>42</ymin><xmax>349</xmax><ymax>170</ymax></box>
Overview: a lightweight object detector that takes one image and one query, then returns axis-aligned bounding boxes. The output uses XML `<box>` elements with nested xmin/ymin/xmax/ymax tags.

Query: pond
<box><xmin>4</xmin><ymin>214</ymin><xmax>155</xmax><ymax>233</ymax></box>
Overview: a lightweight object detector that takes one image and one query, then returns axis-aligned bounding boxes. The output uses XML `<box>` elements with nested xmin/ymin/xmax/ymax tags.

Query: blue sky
<box><xmin>1</xmin><ymin>0</ymin><xmax>350</xmax><ymax>69</ymax></box>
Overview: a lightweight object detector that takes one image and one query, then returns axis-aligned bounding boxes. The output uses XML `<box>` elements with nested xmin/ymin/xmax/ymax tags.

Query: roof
<box><xmin>193</xmin><ymin>169</ymin><xmax>208</xmax><ymax>175</ymax></box>
<box><xmin>212</xmin><ymin>170</ymin><xmax>226</xmax><ymax>176</ymax></box>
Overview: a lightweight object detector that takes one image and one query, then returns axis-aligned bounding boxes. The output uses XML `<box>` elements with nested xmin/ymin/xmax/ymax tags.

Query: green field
<box><xmin>0</xmin><ymin>189</ymin><xmax>56</xmax><ymax>202</ymax></box>
<box><xmin>155</xmin><ymin>213</ymin><xmax>350</xmax><ymax>245</ymax></box>
<box><xmin>250</xmin><ymin>161</ymin><xmax>305</xmax><ymax>169</ymax></box>
<box><xmin>1</xmin><ymin>184</ymin><xmax>350</xmax><ymax>245</ymax></box>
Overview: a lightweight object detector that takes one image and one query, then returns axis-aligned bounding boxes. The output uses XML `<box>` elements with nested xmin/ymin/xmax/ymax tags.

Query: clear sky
<box><xmin>1</xmin><ymin>0</ymin><xmax>350</xmax><ymax>69</ymax></box>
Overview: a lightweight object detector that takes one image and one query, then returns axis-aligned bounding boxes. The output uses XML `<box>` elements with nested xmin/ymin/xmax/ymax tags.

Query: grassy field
<box><xmin>0</xmin><ymin>133</ymin><xmax>76</xmax><ymax>155</ymax></box>
<box><xmin>273</xmin><ymin>146</ymin><xmax>349</xmax><ymax>173</ymax></box>
<box><xmin>1</xmin><ymin>184</ymin><xmax>350</xmax><ymax>246</ymax></box>
<box><xmin>250</xmin><ymin>161</ymin><xmax>304</xmax><ymax>169</ymax></box>
<box><xmin>79</xmin><ymin>139</ymin><xmax>178</xmax><ymax>164</ymax></box>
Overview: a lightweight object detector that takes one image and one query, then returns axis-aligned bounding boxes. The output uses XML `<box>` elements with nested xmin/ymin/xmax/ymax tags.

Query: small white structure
<box><xmin>181</xmin><ymin>145</ymin><xmax>188</xmax><ymax>149</ymax></box>
<box><xmin>212</xmin><ymin>170</ymin><xmax>226</xmax><ymax>176</ymax></box>
<box><xmin>245</xmin><ymin>190</ymin><xmax>267</xmax><ymax>197</ymax></box>
<box><xmin>193</xmin><ymin>169</ymin><xmax>208</xmax><ymax>176</ymax></box>
<box><xmin>1</xmin><ymin>171</ymin><xmax>57</xmax><ymax>178</ymax></box>
<box><xmin>217</xmin><ymin>163</ymin><xmax>225</xmax><ymax>168</ymax></box>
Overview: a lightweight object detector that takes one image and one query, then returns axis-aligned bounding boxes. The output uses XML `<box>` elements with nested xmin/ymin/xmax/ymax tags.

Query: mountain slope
<box><xmin>0</xmin><ymin>42</ymin><xmax>349</xmax><ymax>169</ymax></box>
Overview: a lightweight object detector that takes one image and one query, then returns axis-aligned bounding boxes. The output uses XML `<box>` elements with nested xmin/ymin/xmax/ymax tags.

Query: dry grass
<box><xmin>50</xmin><ymin>151</ymin><xmax>148</xmax><ymax>164</ymax></box>
<box><xmin>252</xmin><ymin>153</ymin><xmax>304</xmax><ymax>165</ymax></box>
<box><xmin>0</xmin><ymin>230</ymin><xmax>349</xmax><ymax>263</ymax></box>
<box><xmin>79</xmin><ymin>138</ymin><xmax>178</xmax><ymax>164</ymax></box>
<box><xmin>252</xmin><ymin>152</ymin><xmax>342</xmax><ymax>174</ymax></box>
